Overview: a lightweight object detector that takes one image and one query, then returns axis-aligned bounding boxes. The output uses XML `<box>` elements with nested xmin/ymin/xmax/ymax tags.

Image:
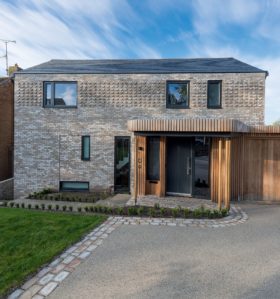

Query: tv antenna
<box><xmin>0</xmin><ymin>39</ymin><xmax>16</xmax><ymax>76</ymax></box>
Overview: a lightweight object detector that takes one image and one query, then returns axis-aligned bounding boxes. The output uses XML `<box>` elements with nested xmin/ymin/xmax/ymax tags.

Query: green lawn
<box><xmin>0</xmin><ymin>208</ymin><xmax>107</xmax><ymax>297</ymax></box>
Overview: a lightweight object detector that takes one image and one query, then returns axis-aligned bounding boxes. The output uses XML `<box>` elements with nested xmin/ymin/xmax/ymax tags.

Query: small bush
<box><xmin>84</xmin><ymin>206</ymin><xmax>89</xmax><ymax>212</ymax></box>
<box><xmin>148</xmin><ymin>208</ymin><xmax>156</xmax><ymax>217</ymax></box>
<box><xmin>77</xmin><ymin>207</ymin><xmax>82</xmax><ymax>212</ymax></box>
<box><xmin>183</xmin><ymin>208</ymin><xmax>189</xmax><ymax>218</ymax></box>
<box><xmin>193</xmin><ymin>208</ymin><xmax>202</xmax><ymax>218</ymax></box>
<box><xmin>221</xmin><ymin>208</ymin><xmax>228</xmax><ymax>217</ymax></box>
<box><xmin>69</xmin><ymin>206</ymin><xmax>73</xmax><ymax>212</ymax></box>
<box><xmin>41</xmin><ymin>204</ymin><xmax>45</xmax><ymax>210</ymax></box>
<box><xmin>154</xmin><ymin>203</ymin><xmax>160</xmax><ymax>210</ymax></box>
<box><xmin>89</xmin><ymin>206</ymin><xmax>94</xmax><ymax>212</ymax></box>
<box><xmin>35</xmin><ymin>204</ymin><xmax>39</xmax><ymax>210</ymax></box>
<box><xmin>48</xmin><ymin>204</ymin><xmax>52</xmax><ymax>210</ymax></box>
<box><xmin>21</xmin><ymin>203</ymin><xmax>25</xmax><ymax>209</ymax></box>
<box><xmin>172</xmin><ymin>208</ymin><xmax>179</xmax><ymax>218</ymax></box>
<box><xmin>128</xmin><ymin>207</ymin><xmax>137</xmax><ymax>216</ymax></box>
<box><xmin>55</xmin><ymin>204</ymin><xmax>59</xmax><ymax>210</ymax></box>
<box><xmin>137</xmin><ymin>207</ymin><xmax>144</xmax><ymax>216</ymax></box>
<box><xmin>27</xmin><ymin>204</ymin><xmax>32</xmax><ymax>209</ymax></box>
<box><xmin>62</xmin><ymin>205</ymin><xmax>67</xmax><ymax>211</ymax></box>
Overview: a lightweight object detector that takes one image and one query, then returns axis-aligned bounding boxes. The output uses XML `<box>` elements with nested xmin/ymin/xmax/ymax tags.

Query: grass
<box><xmin>0</xmin><ymin>208</ymin><xmax>107</xmax><ymax>297</ymax></box>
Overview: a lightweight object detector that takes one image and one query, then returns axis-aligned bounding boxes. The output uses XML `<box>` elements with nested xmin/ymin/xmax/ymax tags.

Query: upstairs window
<box><xmin>207</xmin><ymin>80</ymin><xmax>222</xmax><ymax>108</ymax></box>
<box><xmin>166</xmin><ymin>81</ymin><xmax>189</xmax><ymax>109</ymax></box>
<box><xmin>81</xmin><ymin>136</ymin><xmax>90</xmax><ymax>161</ymax></box>
<box><xmin>43</xmin><ymin>82</ymin><xmax>77</xmax><ymax>107</ymax></box>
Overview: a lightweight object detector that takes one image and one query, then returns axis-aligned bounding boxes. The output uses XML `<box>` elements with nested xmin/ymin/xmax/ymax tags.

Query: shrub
<box><xmin>35</xmin><ymin>204</ymin><xmax>39</xmax><ymax>210</ymax></box>
<box><xmin>193</xmin><ymin>208</ymin><xmax>202</xmax><ymax>218</ymax></box>
<box><xmin>84</xmin><ymin>206</ymin><xmax>89</xmax><ymax>212</ymax></box>
<box><xmin>21</xmin><ymin>203</ymin><xmax>25</xmax><ymax>209</ymax></box>
<box><xmin>28</xmin><ymin>204</ymin><xmax>32</xmax><ymax>209</ymax></box>
<box><xmin>172</xmin><ymin>208</ymin><xmax>179</xmax><ymax>218</ymax></box>
<box><xmin>137</xmin><ymin>207</ymin><xmax>144</xmax><ymax>216</ymax></box>
<box><xmin>128</xmin><ymin>207</ymin><xmax>137</xmax><ymax>216</ymax></box>
<box><xmin>213</xmin><ymin>209</ymin><xmax>220</xmax><ymax>218</ymax></box>
<box><xmin>62</xmin><ymin>205</ymin><xmax>67</xmax><ymax>211</ymax></box>
<box><xmin>89</xmin><ymin>206</ymin><xmax>94</xmax><ymax>212</ymax></box>
<box><xmin>41</xmin><ymin>204</ymin><xmax>45</xmax><ymax>210</ymax></box>
<box><xmin>48</xmin><ymin>204</ymin><xmax>52</xmax><ymax>210</ymax></box>
<box><xmin>55</xmin><ymin>204</ymin><xmax>59</xmax><ymax>211</ymax></box>
<box><xmin>221</xmin><ymin>208</ymin><xmax>228</xmax><ymax>217</ymax></box>
<box><xmin>77</xmin><ymin>207</ymin><xmax>82</xmax><ymax>212</ymax></box>
<box><xmin>148</xmin><ymin>208</ymin><xmax>156</xmax><ymax>217</ymax></box>
<box><xmin>69</xmin><ymin>206</ymin><xmax>73</xmax><ymax>212</ymax></box>
<box><xmin>107</xmin><ymin>207</ymin><xmax>113</xmax><ymax>214</ymax></box>
<box><xmin>183</xmin><ymin>208</ymin><xmax>189</xmax><ymax>218</ymax></box>
<box><xmin>154</xmin><ymin>203</ymin><xmax>160</xmax><ymax>210</ymax></box>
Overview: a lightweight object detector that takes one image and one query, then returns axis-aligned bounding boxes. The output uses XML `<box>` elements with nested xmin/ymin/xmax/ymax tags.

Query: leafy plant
<box><xmin>154</xmin><ymin>203</ymin><xmax>160</xmax><ymax>210</ymax></box>
<box><xmin>137</xmin><ymin>207</ymin><xmax>144</xmax><ymax>216</ymax></box>
<box><xmin>183</xmin><ymin>208</ymin><xmax>189</xmax><ymax>218</ymax></box>
<box><xmin>172</xmin><ymin>208</ymin><xmax>179</xmax><ymax>218</ymax></box>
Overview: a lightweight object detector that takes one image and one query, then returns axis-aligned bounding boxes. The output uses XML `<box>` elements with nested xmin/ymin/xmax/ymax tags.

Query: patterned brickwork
<box><xmin>14</xmin><ymin>72</ymin><xmax>266</xmax><ymax>197</ymax></box>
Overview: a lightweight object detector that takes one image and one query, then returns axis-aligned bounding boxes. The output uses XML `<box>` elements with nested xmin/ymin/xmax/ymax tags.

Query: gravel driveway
<box><xmin>48</xmin><ymin>203</ymin><xmax>280</xmax><ymax>299</ymax></box>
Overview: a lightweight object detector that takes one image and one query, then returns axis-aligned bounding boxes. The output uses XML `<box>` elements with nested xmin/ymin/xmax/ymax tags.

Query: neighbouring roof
<box><xmin>16</xmin><ymin>58</ymin><xmax>268</xmax><ymax>75</ymax></box>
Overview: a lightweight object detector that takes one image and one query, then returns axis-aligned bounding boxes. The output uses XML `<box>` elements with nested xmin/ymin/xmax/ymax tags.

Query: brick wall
<box><xmin>14</xmin><ymin>72</ymin><xmax>266</xmax><ymax>198</ymax></box>
<box><xmin>0</xmin><ymin>78</ymin><xmax>13</xmax><ymax>181</ymax></box>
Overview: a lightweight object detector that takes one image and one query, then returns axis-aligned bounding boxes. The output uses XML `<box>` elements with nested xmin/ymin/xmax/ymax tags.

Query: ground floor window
<box><xmin>147</xmin><ymin>137</ymin><xmax>160</xmax><ymax>180</ymax></box>
<box><xmin>114</xmin><ymin>137</ymin><xmax>130</xmax><ymax>192</ymax></box>
<box><xmin>60</xmin><ymin>181</ymin><xmax>89</xmax><ymax>191</ymax></box>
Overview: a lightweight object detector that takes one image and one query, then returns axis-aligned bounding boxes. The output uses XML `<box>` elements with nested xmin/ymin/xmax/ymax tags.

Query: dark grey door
<box><xmin>167</xmin><ymin>137</ymin><xmax>193</xmax><ymax>195</ymax></box>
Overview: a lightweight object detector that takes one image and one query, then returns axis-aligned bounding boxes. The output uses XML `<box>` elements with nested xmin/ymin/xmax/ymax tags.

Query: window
<box><xmin>60</xmin><ymin>181</ymin><xmax>89</xmax><ymax>191</ymax></box>
<box><xmin>207</xmin><ymin>80</ymin><xmax>222</xmax><ymax>108</ymax></box>
<box><xmin>81</xmin><ymin>136</ymin><xmax>90</xmax><ymax>161</ymax></box>
<box><xmin>43</xmin><ymin>82</ymin><xmax>77</xmax><ymax>107</ymax></box>
<box><xmin>147</xmin><ymin>137</ymin><xmax>160</xmax><ymax>180</ymax></box>
<box><xmin>166</xmin><ymin>81</ymin><xmax>189</xmax><ymax>108</ymax></box>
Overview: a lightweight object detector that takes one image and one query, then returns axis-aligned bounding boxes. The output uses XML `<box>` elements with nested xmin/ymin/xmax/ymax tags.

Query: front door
<box><xmin>166</xmin><ymin>137</ymin><xmax>194</xmax><ymax>196</ymax></box>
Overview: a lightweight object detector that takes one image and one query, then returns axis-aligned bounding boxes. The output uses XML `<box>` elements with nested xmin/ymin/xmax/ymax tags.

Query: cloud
<box><xmin>0</xmin><ymin>0</ymin><xmax>159</xmax><ymax>74</ymax></box>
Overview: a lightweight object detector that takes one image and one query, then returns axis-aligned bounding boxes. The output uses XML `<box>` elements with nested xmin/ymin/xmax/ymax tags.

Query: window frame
<box><xmin>166</xmin><ymin>80</ymin><xmax>190</xmax><ymax>109</ymax></box>
<box><xmin>207</xmin><ymin>80</ymin><xmax>222</xmax><ymax>109</ymax></box>
<box><xmin>59</xmin><ymin>181</ymin><xmax>89</xmax><ymax>192</ymax></box>
<box><xmin>81</xmin><ymin>135</ymin><xmax>90</xmax><ymax>161</ymax></box>
<box><xmin>43</xmin><ymin>81</ymin><xmax>78</xmax><ymax>108</ymax></box>
<box><xmin>146</xmin><ymin>136</ymin><xmax>160</xmax><ymax>181</ymax></box>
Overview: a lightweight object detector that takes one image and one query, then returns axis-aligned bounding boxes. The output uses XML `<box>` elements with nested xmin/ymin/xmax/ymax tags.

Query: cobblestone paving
<box><xmin>127</xmin><ymin>195</ymin><xmax>219</xmax><ymax>210</ymax></box>
<box><xmin>8</xmin><ymin>205</ymin><xmax>247</xmax><ymax>299</ymax></box>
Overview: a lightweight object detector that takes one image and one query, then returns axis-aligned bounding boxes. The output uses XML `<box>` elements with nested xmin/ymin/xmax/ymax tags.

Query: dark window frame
<box><xmin>60</xmin><ymin>181</ymin><xmax>89</xmax><ymax>192</ymax></box>
<box><xmin>166</xmin><ymin>80</ymin><xmax>190</xmax><ymax>109</ymax></box>
<box><xmin>146</xmin><ymin>136</ymin><xmax>160</xmax><ymax>181</ymax></box>
<box><xmin>114</xmin><ymin>136</ymin><xmax>131</xmax><ymax>193</ymax></box>
<box><xmin>207</xmin><ymin>80</ymin><xmax>222</xmax><ymax>109</ymax></box>
<box><xmin>81</xmin><ymin>135</ymin><xmax>90</xmax><ymax>161</ymax></box>
<box><xmin>43</xmin><ymin>81</ymin><xmax>78</xmax><ymax>108</ymax></box>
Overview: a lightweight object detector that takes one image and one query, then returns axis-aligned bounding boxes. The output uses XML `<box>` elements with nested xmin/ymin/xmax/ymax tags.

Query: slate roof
<box><xmin>16</xmin><ymin>58</ymin><xmax>267</xmax><ymax>75</ymax></box>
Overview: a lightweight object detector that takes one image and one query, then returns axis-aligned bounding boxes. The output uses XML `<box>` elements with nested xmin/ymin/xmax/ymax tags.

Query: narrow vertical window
<box><xmin>207</xmin><ymin>80</ymin><xmax>222</xmax><ymax>108</ymax></box>
<box><xmin>147</xmin><ymin>137</ymin><xmax>160</xmax><ymax>180</ymax></box>
<box><xmin>81</xmin><ymin>136</ymin><xmax>90</xmax><ymax>161</ymax></box>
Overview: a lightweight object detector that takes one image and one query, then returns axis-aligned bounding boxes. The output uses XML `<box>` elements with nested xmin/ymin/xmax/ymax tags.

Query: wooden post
<box><xmin>225</xmin><ymin>139</ymin><xmax>231</xmax><ymax>210</ymax></box>
<box><xmin>218</xmin><ymin>138</ymin><xmax>222</xmax><ymax>210</ymax></box>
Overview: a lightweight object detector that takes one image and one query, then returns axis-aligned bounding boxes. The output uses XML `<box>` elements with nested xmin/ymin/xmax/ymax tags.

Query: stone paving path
<box><xmin>8</xmin><ymin>205</ymin><xmax>248</xmax><ymax>299</ymax></box>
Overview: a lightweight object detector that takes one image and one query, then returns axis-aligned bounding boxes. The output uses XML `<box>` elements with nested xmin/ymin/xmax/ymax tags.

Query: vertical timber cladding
<box><xmin>210</xmin><ymin>138</ymin><xmax>231</xmax><ymax>209</ymax></box>
<box><xmin>135</xmin><ymin>136</ymin><xmax>166</xmax><ymax>198</ymax></box>
<box><xmin>243</xmin><ymin>135</ymin><xmax>280</xmax><ymax>201</ymax></box>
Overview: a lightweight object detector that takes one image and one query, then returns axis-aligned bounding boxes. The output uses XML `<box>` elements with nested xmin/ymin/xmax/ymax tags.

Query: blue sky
<box><xmin>0</xmin><ymin>0</ymin><xmax>279</xmax><ymax>123</ymax></box>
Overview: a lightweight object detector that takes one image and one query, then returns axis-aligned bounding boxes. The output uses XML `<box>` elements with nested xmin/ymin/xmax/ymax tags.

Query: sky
<box><xmin>0</xmin><ymin>0</ymin><xmax>279</xmax><ymax>124</ymax></box>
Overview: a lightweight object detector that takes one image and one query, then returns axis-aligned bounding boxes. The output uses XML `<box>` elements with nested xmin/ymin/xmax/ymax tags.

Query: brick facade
<box><xmin>0</xmin><ymin>78</ymin><xmax>14</xmax><ymax>181</ymax></box>
<box><xmin>14</xmin><ymin>72</ymin><xmax>266</xmax><ymax>198</ymax></box>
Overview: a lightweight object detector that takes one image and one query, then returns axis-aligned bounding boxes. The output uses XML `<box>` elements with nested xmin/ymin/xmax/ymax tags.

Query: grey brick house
<box><xmin>15</xmin><ymin>58</ymin><xmax>276</xmax><ymax>207</ymax></box>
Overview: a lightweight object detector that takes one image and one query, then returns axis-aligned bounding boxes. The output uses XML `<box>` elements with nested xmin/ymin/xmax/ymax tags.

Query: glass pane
<box><xmin>147</xmin><ymin>137</ymin><xmax>160</xmax><ymax>180</ymax></box>
<box><xmin>54</xmin><ymin>83</ymin><xmax>77</xmax><ymax>106</ymax></box>
<box><xmin>45</xmin><ymin>83</ymin><xmax>52</xmax><ymax>106</ymax></box>
<box><xmin>60</xmin><ymin>181</ymin><xmax>89</xmax><ymax>191</ymax></box>
<box><xmin>167</xmin><ymin>82</ymin><xmax>188</xmax><ymax>107</ymax></box>
<box><xmin>115</xmin><ymin>137</ymin><xmax>130</xmax><ymax>191</ymax></box>
<box><xmin>82</xmin><ymin>136</ymin><xmax>90</xmax><ymax>160</ymax></box>
<box><xmin>208</xmin><ymin>82</ymin><xmax>221</xmax><ymax>107</ymax></box>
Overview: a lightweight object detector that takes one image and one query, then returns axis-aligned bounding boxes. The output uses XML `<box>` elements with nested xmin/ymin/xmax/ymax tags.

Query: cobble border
<box><xmin>8</xmin><ymin>205</ymin><xmax>247</xmax><ymax>299</ymax></box>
